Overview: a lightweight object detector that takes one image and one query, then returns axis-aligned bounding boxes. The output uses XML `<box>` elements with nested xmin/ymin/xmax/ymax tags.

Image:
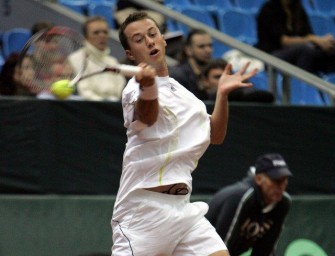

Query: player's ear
<box><xmin>162</xmin><ymin>34</ymin><xmax>167</xmax><ymax>47</ymax></box>
<box><xmin>126</xmin><ymin>49</ymin><xmax>135</xmax><ymax>61</ymax></box>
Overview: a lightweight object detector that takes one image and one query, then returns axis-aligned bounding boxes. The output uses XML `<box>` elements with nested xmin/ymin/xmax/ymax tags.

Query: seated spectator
<box><xmin>31</xmin><ymin>20</ymin><xmax>54</xmax><ymax>35</ymax></box>
<box><xmin>68</xmin><ymin>16</ymin><xmax>126</xmax><ymax>101</ymax></box>
<box><xmin>169</xmin><ymin>29</ymin><xmax>213</xmax><ymax>100</ymax></box>
<box><xmin>0</xmin><ymin>53</ymin><xmax>35</xmax><ymax>96</ymax></box>
<box><xmin>203</xmin><ymin>59</ymin><xmax>275</xmax><ymax>103</ymax></box>
<box><xmin>206</xmin><ymin>153</ymin><xmax>293</xmax><ymax>256</ymax></box>
<box><xmin>256</xmin><ymin>0</ymin><xmax>335</xmax><ymax>74</ymax></box>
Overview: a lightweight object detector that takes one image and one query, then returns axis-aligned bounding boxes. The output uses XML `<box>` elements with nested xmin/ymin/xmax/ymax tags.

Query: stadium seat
<box><xmin>324</xmin><ymin>72</ymin><xmax>335</xmax><ymax>85</ymax></box>
<box><xmin>312</xmin><ymin>0</ymin><xmax>335</xmax><ymax>18</ymax></box>
<box><xmin>308</xmin><ymin>13</ymin><xmax>335</xmax><ymax>36</ymax></box>
<box><xmin>301</xmin><ymin>0</ymin><xmax>317</xmax><ymax>14</ymax></box>
<box><xmin>217</xmin><ymin>9</ymin><xmax>257</xmax><ymax>45</ymax></box>
<box><xmin>163</xmin><ymin>0</ymin><xmax>192</xmax><ymax>8</ymax></box>
<box><xmin>176</xmin><ymin>6</ymin><xmax>216</xmax><ymax>35</ymax></box>
<box><xmin>2</xmin><ymin>28</ymin><xmax>31</xmax><ymax>58</ymax></box>
<box><xmin>289</xmin><ymin>78</ymin><xmax>327</xmax><ymax>105</ymax></box>
<box><xmin>192</xmin><ymin>0</ymin><xmax>235</xmax><ymax>13</ymax></box>
<box><xmin>58</xmin><ymin>0</ymin><xmax>89</xmax><ymax>15</ymax></box>
<box><xmin>87</xmin><ymin>2</ymin><xmax>116</xmax><ymax>29</ymax></box>
<box><xmin>212</xmin><ymin>40</ymin><xmax>231</xmax><ymax>58</ymax></box>
<box><xmin>234</xmin><ymin>0</ymin><xmax>266</xmax><ymax>14</ymax></box>
<box><xmin>249</xmin><ymin>71</ymin><xmax>269</xmax><ymax>91</ymax></box>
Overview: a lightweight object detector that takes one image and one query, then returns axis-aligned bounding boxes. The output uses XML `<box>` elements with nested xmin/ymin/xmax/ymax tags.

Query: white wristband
<box><xmin>139</xmin><ymin>84</ymin><xmax>158</xmax><ymax>100</ymax></box>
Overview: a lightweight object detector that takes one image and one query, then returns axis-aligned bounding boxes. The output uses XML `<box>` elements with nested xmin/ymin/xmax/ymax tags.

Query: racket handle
<box><xmin>118</xmin><ymin>64</ymin><xmax>142</xmax><ymax>77</ymax></box>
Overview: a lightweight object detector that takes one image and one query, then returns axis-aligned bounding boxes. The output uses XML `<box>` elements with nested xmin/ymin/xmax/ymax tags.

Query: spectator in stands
<box><xmin>169</xmin><ymin>29</ymin><xmax>212</xmax><ymax>100</ymax></box>
<box><xmin>256</xmin><ymin>0</ymin><xmax>335</xmax><ymax>74</ymax></box>
<box><xmin>203</xmin><ymin>59</ymin><xmax>275</xmax><ymax>103</ymax></box>
<box><xmin>0</xmin><ymin>53</ymin><xmax>35</xmax><ymax>96</ymax></box>
<box><xmin>0</xmin><ymin>53</ymin><xmax>21</xmax><ymax>96</ymax></box>
<box><xmin>30</xmin><ymin>20</ymin><xmax>54</xmax><ymax>35</ymax></box>
<box><xmin>68</xmin><ymin>16</ymin><xmax>126</xmax><ymax>101</ymax></box>
<box><xmin>206</xmin><ymin>153</ymin><xmax>292</xmax><ymax>256</ymax></box>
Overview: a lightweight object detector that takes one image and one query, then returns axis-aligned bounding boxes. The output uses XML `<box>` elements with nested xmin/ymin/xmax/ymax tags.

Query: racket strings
<box><xmin>19</xmin><ymin>27</ymin><xmax>83</xmax><ymax>94</ymax></box>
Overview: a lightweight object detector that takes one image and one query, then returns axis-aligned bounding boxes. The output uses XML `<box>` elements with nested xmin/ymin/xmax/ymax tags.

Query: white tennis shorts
<box><xmin>111</xmin><ymin>189</ymin><xmax>227</xmax><ymax>256</ymax></box>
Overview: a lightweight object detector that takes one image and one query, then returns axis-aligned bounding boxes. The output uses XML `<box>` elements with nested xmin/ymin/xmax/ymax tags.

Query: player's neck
<box><xmin>155</xmin><ymin>62</ymin><xmax>169</xmax><ymax>77</ymax></box>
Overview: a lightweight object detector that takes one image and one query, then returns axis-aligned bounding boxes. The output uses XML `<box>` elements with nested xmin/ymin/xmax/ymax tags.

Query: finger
<box><xmin>237</xmin><ymin>62</ymin><xmax>251</xmax><ymax>75</ymax></box>
<box><xmin>242</xmin><ymin>68</ymin><xmax>258</xmax><ymax>81</ymax></box>
<box><xmin>223</xmin><ymin>63</ymin><xmax>233</xmax><ymax>75</ymax></box>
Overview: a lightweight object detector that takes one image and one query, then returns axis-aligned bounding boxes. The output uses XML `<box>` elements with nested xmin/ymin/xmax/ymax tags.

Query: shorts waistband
<box><xmin>129</xmin><ymin>188</ymin><xmax>190</xmax><ymax>205</ymax></box>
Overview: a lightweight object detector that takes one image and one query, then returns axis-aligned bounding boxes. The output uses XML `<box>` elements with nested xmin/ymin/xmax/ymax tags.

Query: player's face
<box><xmin>257</xmin><ymin>174</ymin><xmax>288</xmax><ymax>204</ymax></box>
<box><xmin>124</xmin><ymin>18</ymin><xmax>167</xmax><ymax>67</ymax></box>
<box><xmin>86</xmin><ymin>21</ymin><xmax>109</xmax><ymax>51</ymax></box>
<box><xmin>187</xmin><ymin>34</ymin><xmax>213</xmax><ymax>64</ymax></box>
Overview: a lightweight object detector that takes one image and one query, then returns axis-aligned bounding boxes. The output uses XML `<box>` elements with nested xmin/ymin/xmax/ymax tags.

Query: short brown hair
<box><xmin>118</xmin><ymin>11</ymin><xmax>159</xmax><ymax>50</ymax></box>
<box><xmin>203</xmin><ymin>59</ymin><xmax>228</xmax><ymax>78</ymax></box>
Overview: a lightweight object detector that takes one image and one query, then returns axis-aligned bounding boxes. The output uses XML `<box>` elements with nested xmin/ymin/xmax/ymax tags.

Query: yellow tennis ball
<box><xmin>50</xmin><ymin>80</ymin><xmax>74</xmax><ymax>99</ymax></box>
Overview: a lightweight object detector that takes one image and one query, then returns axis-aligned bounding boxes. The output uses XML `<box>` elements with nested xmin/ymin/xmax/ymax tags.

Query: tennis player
<box><xmin>111</xmin><ymin>11</ymin><xmax>257</xmax><ymax>256</ymax></box>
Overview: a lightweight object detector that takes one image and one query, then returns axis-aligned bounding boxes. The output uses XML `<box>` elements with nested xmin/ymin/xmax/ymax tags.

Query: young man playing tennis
<box><xmin>111</xmin><ymin>11</ymin><xmax>257</xmax><ymax>256</ymax></box>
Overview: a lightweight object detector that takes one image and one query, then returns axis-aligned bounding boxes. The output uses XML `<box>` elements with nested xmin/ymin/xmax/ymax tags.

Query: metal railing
<box><xmin>131</xmin><ymin>0</ymin><xmax>335</xmax><ymax>105</ymax></box>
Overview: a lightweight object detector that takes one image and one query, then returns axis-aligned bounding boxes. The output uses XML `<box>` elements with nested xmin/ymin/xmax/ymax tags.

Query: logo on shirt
<box><xmin>240</xmin><ymin>218</ymin><xmax>274</xmax><ymax>240</ymax></box>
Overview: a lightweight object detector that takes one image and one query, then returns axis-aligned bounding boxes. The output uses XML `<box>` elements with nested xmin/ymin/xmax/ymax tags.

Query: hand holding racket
<box><xmin>19</xmin><ymin>26</ymin><xmax>141</xmax><ymax>99</ymax></box>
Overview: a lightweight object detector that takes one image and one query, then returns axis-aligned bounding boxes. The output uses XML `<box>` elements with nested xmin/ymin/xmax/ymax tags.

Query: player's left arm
<box><xmin>210</xmin><ymin>62</ymin><xmax>257</xmax><ymax>144</ymax></box>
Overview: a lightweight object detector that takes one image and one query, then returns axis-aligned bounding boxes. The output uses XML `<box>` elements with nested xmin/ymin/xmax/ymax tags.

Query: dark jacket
<box><xmin>169</xmin><ymin>61</ymin><xmax>208</xmax><ymax>100</ymax></box>
<box><xmin>206</xmin><ymin>176</ymin><xmax>291</xmax><ymax>256</ymax></box>
<box><xmin>256</xmin><ymin>0</ymin><xmax>312</xmax><ymax>53</ymax></box>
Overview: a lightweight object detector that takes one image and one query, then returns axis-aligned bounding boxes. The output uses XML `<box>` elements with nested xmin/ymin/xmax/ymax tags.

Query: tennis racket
<box><xmin>18</xmin><ymin>26</ymin><xmax>141</xmax><ymax>97</ymax></box>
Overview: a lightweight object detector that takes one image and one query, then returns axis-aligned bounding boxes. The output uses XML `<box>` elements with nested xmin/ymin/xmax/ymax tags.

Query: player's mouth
<box><xmin>149</xmin><ymin>49</ymin><xmax>159</xmax><ymax>56</ymax></box>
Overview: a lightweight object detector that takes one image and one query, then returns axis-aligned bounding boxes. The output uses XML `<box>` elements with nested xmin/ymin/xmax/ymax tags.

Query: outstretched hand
<box><xmin>217</xmin><ymin>62</ymin><xmax>258</xmax><ymax>96</ymax></box>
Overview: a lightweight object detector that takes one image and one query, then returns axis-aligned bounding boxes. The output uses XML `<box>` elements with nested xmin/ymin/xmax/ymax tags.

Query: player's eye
<box><xmin>133</xmin><ymin>35</ymin><xmax>144</xmax><ymax>43</ymax></box>
<box><xmin>149</xmin><ymin>32</ymin><xmax>157</xmax><ymax>37</ymax></box>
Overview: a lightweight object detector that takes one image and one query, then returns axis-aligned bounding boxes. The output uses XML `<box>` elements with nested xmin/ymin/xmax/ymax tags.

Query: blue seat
<box><xmin>217</xmin><ymin>9</ymin><xmax>257</xmax><ymax>45</ymax></box>
<box><xmin>87</xmin><ymin>2</ymin><xmax>116</xmax><ymax>28</ymax></box>
<box><xmin>192</xmin><ymin>0</ymin><xmax>235</xmax><ymax>12</ymax></box>
<box><xmin>301</xmin><ymin>0</ymin><xmax>317</xmax><ymax>15</ymax></box>
<box><xmin>290</xmin><ymin>78</ymin><xmax>326</xmax><ymax>105</ymax></box>
<box><xmin>163</xmin><ymin>0</ymin><xmax>192</xmax><ymax>8</ymax></box>
<box><xmin>58</xmin><ymin>0</ymin><xmax>89</xmax><ymax>15</ymax></box>
<box><xmin>212</xmin><ymin>40</ymin><xmax>231</xmax><ymax>58</ymax></box>
<box><xmin>176</xmin><ymin>6</ymin><xmax>217</xmax><ymax>35</ymax></box>
<box><xmin>249</xmin><ymin>71</ymin><xmax>269</xmax><ymax>91</ymax></box>
<box><xmin>234</xmin><ymin>0</ymin><xmax>266</xmax><ymax>14</ymax></box>
<box><xmin>312</xmin><ymin>0</ymin><xmax>335</xmax><ymax>18</ymax></box>
<box><xmin>308</xmin><ymin>13</ymin><xmax>335</xmax><ymax>36</ymax></box>
<box><xmin>2</xmin><ymin>28</ymin><xmax>31</xmax><ymax>58</ymax></box>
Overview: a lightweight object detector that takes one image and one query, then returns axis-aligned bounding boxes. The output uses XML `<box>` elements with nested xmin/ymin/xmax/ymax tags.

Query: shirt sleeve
<box><xmin>122</xmin><ymin>78</ymin><xmax>148</xmax><ymax>132</ymax></box>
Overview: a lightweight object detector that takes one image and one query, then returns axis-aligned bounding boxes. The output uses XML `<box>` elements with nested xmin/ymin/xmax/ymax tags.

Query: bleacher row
<box><xmin>55</xmin><ymin>0</ymin><xmax>335</xmax><ymax>106</ymax></box>
<box><xmin>1</xmin><ymin>0</ymin><xmax>335</xmax><ymax>105</ymax></box>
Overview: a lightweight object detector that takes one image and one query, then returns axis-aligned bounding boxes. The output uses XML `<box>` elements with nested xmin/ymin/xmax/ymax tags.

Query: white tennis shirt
<box><xmin>114</xmin><ymin>76</ymin><xmax>211</xmax><ymax>208</ymax></box>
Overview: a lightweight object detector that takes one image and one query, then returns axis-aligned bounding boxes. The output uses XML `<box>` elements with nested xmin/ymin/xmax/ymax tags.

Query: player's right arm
<box><xmin>134</xmin><ymin>63</ymin><xmax>159</xmax><ymax>126</ymax></box>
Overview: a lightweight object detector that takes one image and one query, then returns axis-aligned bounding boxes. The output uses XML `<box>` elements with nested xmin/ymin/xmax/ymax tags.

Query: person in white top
<box><xmin>68</xmin><ymin>16</ymin><xmax>126</xmax><ymax>101</ymax></box>
<box><xmin>111</xmin><ymin>11</ymin><xmax>257</xmax><ymax>256</ymax></box>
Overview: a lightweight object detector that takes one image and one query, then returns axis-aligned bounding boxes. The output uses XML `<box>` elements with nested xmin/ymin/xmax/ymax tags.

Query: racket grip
<box><xmin>118</xmin><ymin>64</ymin><xmax>142</xmax><ymax>77</ymax></box>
